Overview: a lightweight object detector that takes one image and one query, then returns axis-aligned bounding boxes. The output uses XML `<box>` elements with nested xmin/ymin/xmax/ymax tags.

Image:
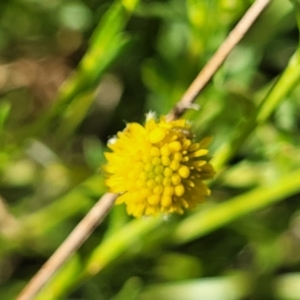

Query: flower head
<box><xmin>104</xmin><ymin>114</ymin><xmax>215</xmax><ymax>217</ymax></box>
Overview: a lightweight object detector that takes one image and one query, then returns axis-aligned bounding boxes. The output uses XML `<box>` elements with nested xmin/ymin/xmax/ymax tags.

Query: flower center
<box><xmin>129</xmin><ymin>141</ymin><xmax>190</xmax><ymax>207</ymax></box>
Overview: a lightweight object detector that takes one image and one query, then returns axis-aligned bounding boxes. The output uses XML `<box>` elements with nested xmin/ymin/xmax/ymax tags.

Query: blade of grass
<box><xmin>0</xmin><ymin>174</ymin><xmax>104</xmax><ymax>257</ymax></box>
<box><xmin>32</xmin><ymin>168</ymin><xmax>300</xmax><ymax>299</ymax></box>
<box><xmin>212</xmin><ymin>46</ymin><xmax>300</xmax><ymax>171</ymax></box>
<box><xmin>16</xmin><ymin>2</ymin><xmax>135</xmax><ymax>143</ymax></box>
<box><xmin>171</xmin><ymin>169</ymin><xmax>300</xmax><ymax>244</ymax></box>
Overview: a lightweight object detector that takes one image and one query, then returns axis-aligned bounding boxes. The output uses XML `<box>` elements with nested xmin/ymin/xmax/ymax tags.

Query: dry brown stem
<box><xmin>16</xmin><ymin>1</ymin><xmax>270</xmax><ymax>299</ymax></box>
<box><xmin>167</xmin><ymin>0</ymin><xmax>270</xmax><ymax>121</ymax></box>
<box><xmin>16</xmin><ymin>193</ymin><xmax>118</xmax><ymax>300</ymax></box>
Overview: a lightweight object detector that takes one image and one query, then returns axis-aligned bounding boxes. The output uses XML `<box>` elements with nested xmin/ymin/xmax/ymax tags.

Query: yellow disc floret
<box><xmin>103</xmin><ymin>114</ymin><xmax>215</xmax><ymax>218</ymax></box>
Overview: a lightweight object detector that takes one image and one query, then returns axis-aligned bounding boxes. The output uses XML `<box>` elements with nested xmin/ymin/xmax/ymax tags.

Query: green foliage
<box><xmin>1</xmin><ymin>0</ymin><xmax>300</xmax><ymax>299</ymax></box>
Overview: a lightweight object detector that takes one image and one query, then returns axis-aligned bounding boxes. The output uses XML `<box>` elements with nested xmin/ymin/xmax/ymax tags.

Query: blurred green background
<box><xmin>1</xmin><ymin>0</ymin><xmax>300</xmax><ymax>299</ymax></box>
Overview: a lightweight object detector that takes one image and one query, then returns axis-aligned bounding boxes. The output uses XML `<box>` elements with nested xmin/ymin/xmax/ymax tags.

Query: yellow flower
<box><xmin>104</xmin><ymin>114</ymin><xmax>215</xmax><ymax>217</ymax></box>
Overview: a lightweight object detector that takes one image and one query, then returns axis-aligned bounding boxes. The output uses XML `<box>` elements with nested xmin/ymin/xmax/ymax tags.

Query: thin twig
<box><xmin>166</xmin><ymin>0</ymin><xmax>271</xmax><ymax>121</ymax></box>
<box><xmin>16</xmin><ymin>1</ymin><xmax>270</xmax><ymax>299</ymax></box>
<box><xmin>16</xmin><ymin>193</ymin><xmax>118</xmax><ymax>300</ymax></box>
